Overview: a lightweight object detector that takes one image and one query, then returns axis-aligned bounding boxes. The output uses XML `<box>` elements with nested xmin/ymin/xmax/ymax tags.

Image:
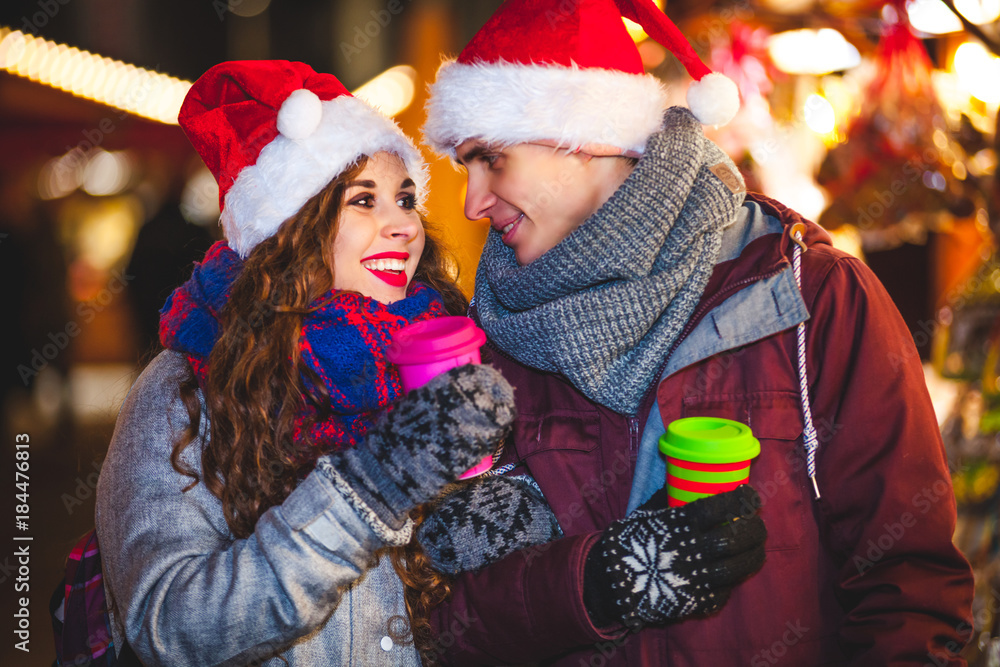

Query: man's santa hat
<box><xmin>180</xmin><ymin>60</ymin><xmax>427</xmax><ymax>258</ymax></box>
<box><xmin>424</xmin><ymin>0</ymin><xmax>740</xmax><ymax>158</ymax></box>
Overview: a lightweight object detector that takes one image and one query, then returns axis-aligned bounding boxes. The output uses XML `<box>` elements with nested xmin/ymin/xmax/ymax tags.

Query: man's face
<box><xmin>455</xmin><ymin>140</ymin><xmax>618</xmax><ymax>266</ymax></box>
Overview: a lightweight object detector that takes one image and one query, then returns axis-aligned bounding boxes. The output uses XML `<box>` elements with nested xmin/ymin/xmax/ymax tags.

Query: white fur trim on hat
<box><xmin>222</xmin><ymin>96</ymin><xmax>428</xmax><ymax>258</ymax></box>
<box><xmin>423</xmin><ymin>60</ymin><xmax>669</xmax><ymax>159</ymax></box>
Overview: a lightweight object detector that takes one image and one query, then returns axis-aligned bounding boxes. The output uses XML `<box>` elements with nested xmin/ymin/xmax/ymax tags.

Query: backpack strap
<box><xmin>791</xmin><ymin>223</ymin><xmax>821</xmax><ymax>501</ymax></box>
<box><xmin>52</xmin><ymin>530</ymin><xmax>117</xmax><ymax>666</ymax></box>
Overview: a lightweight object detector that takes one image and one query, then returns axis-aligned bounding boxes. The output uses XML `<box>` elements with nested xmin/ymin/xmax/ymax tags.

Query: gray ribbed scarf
<box><xmin>475</xmin><ymin>107</ymin><xmax>746</xmax><ymax>414</ymax></box>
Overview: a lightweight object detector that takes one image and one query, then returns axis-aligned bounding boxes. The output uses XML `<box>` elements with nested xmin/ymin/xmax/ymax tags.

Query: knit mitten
<box><xmin>583</xmin><ymin>485</ymin><xmax>766</xmax><ymax>626</ymax></box>
<box><xmin>417</xmin><ymin>475</ymin><xmax>563</xmax><ymax>574</ymax></box>
<box><xmin>317</xmin><ymin>364</ymin><xmax>515</xmax><ymax>545</ymax></box>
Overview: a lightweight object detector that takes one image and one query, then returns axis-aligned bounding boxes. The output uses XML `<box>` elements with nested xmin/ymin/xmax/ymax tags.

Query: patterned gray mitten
<box><xmin>583</xmin><ymin>485</ymin><xmax>766</xmax><ymax>626</ymax></box>
<box><xmin>317</xmin><ymin>364</ymin><xmax>515</xmax><ymax>544</ymax></box>
<box><xmin>417</xmin><ymin>475</ymin><xmax>563</xmax><ymax>574</ymax></box>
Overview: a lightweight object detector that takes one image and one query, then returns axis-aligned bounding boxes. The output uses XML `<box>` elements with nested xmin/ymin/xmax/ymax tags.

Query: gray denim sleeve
<box><xmin>95</xmin><ymin>352</ymin><xmax>397</xmax><ymax>666</ymax></box>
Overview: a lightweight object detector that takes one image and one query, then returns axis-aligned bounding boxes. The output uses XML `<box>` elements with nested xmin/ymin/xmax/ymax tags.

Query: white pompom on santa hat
<box><xmin>179</xmin><ymin>60</ymin><xmax>428</xmax><ymax>258</ymax></box>
<box><xmin>424</xmin><ymin>0</ymin><xmax>740</xmax><ymax>159</ymax></box>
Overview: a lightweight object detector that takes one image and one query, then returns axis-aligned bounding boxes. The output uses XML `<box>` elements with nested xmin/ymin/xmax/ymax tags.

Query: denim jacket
<box><xmin>95</xmin><ymin>351</ymin><xmax>421</xmax><ymax>666</ymax></box>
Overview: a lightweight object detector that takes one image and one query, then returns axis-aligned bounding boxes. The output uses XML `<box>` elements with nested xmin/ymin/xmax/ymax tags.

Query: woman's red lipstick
<box><xmin>361</xmin><ymin>251</ymin><xmax>410</xmax><ymax>287</ymax></box>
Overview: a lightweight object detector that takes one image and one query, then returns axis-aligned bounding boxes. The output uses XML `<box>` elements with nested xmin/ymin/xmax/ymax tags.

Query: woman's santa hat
<box><xmin>180</xmin><ymin>60</ymin><xmax>427</xmax><ymax>258</ymax></box>
<box><xmin>424</xmin><ymin>0</ymin><xmax>740</xmax><ymax>158</ymax></box>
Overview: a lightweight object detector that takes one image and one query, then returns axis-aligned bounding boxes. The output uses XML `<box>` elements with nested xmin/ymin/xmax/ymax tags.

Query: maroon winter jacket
<box><xmin>428</xmin><ymin>194</ymin><xmax>974</xmax><ymax>665</ymax></box>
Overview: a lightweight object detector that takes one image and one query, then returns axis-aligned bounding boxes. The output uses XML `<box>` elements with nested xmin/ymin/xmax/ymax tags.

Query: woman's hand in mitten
<box><xmin>316</xmin><ymin>364</ymin><xmax>516</xmax><ymax>544</ymax></box>
<box><xmin>583</xmin><ymin>484</ymin><xmax>766</xmax><ymax>627</ymax></box>
<box><xmin>417</xmin><ymin>475</ymin><xmax>563</xmax><ymax>574</ymax></box>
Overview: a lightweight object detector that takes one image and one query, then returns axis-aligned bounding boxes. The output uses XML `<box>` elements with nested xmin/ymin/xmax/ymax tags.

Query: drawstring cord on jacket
<box><xmin>791</xmin><ymin>223</ymin><xmax>821</xmax><ymax>500</ymax></box>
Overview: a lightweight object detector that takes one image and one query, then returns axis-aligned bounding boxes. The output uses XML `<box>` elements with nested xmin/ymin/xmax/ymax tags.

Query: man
<box><xmin>417</xmin><ymin>0</ymin><xmax>975</xmax><ymax>664</ymax></box>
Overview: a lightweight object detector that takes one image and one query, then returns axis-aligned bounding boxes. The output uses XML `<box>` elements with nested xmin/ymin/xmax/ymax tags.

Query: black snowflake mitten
<box><xmin>417</xmin><ymin>475</ymin><xmax>563</xmax><ymax>574</ymax></box>
<box><xmin>317</xmin><ymin>364</ymin><xmax>516</xmax><ymax>545</ymax></box>
<box><xmin>583</xmin><ymin>484</ymin><xmax>766</xmax><ymax>626</ymax></box>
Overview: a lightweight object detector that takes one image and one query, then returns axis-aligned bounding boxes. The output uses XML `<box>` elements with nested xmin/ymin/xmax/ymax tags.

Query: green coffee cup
<box><xmin>659</xmin><ymin>417</ymin><xmax>761</xmax><ymax>507</ymax></box>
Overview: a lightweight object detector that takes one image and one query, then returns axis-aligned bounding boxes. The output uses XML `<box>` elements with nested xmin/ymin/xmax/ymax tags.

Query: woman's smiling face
<box><xmin>330</xmin><ymin>151</ymin><xmax>425</xmax><ymax>304</ymax></box>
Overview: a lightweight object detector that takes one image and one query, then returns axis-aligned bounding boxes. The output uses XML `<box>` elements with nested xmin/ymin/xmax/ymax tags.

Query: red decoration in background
<box><xmin>710</xmin><ymin>20</ymin><xmax>779</xmax><ymax>102</ymax></box>
<box><xmin>817</xmin><ymin>2</ymin><xmax>978</xmax><ymax>243</ymax></box>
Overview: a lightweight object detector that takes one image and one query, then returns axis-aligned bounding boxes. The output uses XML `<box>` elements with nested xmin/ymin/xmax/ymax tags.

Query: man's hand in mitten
<box><xmin>417</xmin><ymin>475</ymin><xmax>563</xmax><ymax>574</ymax></box>
<box><xmin>583</xmin><ymin>485</ymin><xmax>766</xmax><ymax>627</ymax></box>
<box><xmin>316</xmin><ymin>364</ymin><xmax>515</xmax><ymax>544</ymax></box>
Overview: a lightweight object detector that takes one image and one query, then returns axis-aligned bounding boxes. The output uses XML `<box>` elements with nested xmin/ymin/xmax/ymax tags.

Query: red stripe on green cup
<box><xmin>667</xmin><ymin>474</ymin><xmax>749</xmax><ymax>495</ymax></box>
<box><xmin>668</xmin><ymin>458</ymin><xmax>749</xmax><ymax>473</ymax></box>
<box><xmin>660</xmin><ymin>417</ymin><xmax>760</xmax><ymax>507</ymax></box>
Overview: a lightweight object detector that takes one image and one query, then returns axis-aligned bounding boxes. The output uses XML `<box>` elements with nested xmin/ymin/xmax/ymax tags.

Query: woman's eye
<box><xmin>349</xmin><ymin>194</ymin><xmax>373</xmax><ymax>208</ymax></box>
<box><xmin>483</xmin><ymin>154</ymin><xmax>502</xmax><ymax>168</ymax></box>
<box><xmin>397</xmin><ymin>193</ymin><xmax>416</xmax><ymax>210</ymax></box>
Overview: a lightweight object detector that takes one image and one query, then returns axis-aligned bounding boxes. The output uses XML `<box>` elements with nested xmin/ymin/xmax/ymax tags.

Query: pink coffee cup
<box><xmin>387</xmin><ymin>316</ymin><xmax>492</xmax><ymax>479</ymax></box>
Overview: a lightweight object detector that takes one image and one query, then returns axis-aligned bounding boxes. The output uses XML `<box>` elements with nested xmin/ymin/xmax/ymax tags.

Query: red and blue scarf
<box><xmin>159</xmin><ymin>241</ymin><xmax>446</xmax><ymax>451</ymax></box>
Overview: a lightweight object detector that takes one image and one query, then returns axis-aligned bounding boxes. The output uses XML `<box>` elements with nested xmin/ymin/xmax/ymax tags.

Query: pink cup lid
<box><xmin>386</xmin><ymin>316</ymin><xmax>486</xmax><ymax>365</ymax></box>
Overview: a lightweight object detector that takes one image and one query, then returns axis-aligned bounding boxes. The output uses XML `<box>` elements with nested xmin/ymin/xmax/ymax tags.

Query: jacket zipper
<box><xmin>628</xmin><ymin>415</ymin><xmax>640</xmax><ymax>458</ymax></box>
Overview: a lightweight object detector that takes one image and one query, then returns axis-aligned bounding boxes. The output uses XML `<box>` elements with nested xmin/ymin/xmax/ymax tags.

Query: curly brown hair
<box><xmin>169</xmin><ymin>153</ymin><xmax>462</xmax><ymax>656</ymax></box>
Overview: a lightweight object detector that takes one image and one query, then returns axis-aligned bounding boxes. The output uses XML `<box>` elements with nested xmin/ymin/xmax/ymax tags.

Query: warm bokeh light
<box><xmin>1</xmin><ymin>26</ymin><xmax>417</xmax><ymax>125</ymax></box>
<box><xmin>953</xmin><ymin>41</ymin><xmax>1000</xmax><ymax>104</ymax></box>
<box><xmin>0</xmin><ymin>27</ymin><xmax>192</xmax><ymax>124</ymax></box>
<box><xmin>228</xmin><ymin>0</ymin><xmax>271</xmax><ymax>18</ymax></box>
<box><xmin>908</xmin><ymin>0</ymin><xmax>1000</xmax><ymax>34</ymax></box>
<box><xmin>82</xmin><ymin>150</ymin><xmax>133</xmax><ymax>196</ymax></box>
<box><xmin>352</xmin><ymin>65</ymin><xmax>417</xmax><ymax>117</ymax></box>
<box><xmin>623</xmin><ymin>0</ymin><xmax>665</xmax><ymax>42</ymax></box>
<box><xmin>767</xmin><ymin>28</ymin><xmax>860</xmax><ymax>75</ymax></box>
<box><xmin>955</xmin><ymin>0</ymin><xmax>1000</xmax><ymax>23</ymax></box>
<box><xmin>803</xmin><ymin>93</ymin><xmax>836</xmax><ymax>134</ymax></box>
<box><xmin>907</xmin><ymin>0</ymin><xmax>964</xmax><ymax>34</ymax></box>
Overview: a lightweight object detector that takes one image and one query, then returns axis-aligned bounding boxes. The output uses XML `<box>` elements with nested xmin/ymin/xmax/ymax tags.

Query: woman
<box><xmin>95</xmin><ymin>60</ymin><xmax>514</xmax><ymax>666</ymax></box>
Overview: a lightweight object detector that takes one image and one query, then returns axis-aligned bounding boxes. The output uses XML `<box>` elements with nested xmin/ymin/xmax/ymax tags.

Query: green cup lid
<box><xmin>660</xmin><ymin>417</ymin><xmax>761</xmax><ymax>463</ymax></box>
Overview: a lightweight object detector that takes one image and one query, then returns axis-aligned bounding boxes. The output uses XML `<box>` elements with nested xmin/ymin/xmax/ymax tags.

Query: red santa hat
<box><xmin>424</xmin><ymin>0</ymin><xmax>740</xmax><ymax>158</ymax></box>
<box><xmin>180</xmin><ymin>60</ymin><xmax>427</xmax><ymax>258</ymax></box>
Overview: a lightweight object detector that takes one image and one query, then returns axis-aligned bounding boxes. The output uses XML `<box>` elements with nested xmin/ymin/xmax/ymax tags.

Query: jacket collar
<box><xmin>658</xmin><ymin>193</ymin><xmax>830</xmax><ymax>379</ymax></box>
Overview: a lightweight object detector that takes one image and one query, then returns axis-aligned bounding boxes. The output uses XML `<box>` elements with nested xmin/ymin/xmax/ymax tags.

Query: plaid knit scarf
<box><xmin>159</xmin><ymin>241</ymin><xmax>446</xmax><ymax>450</ymax></box>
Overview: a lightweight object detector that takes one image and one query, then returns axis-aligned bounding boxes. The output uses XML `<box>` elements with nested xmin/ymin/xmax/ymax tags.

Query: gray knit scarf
<box><xmin>475</xmin><ymin>107</ymin><xmax>746</xmax><ymax>414</ymax></box>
